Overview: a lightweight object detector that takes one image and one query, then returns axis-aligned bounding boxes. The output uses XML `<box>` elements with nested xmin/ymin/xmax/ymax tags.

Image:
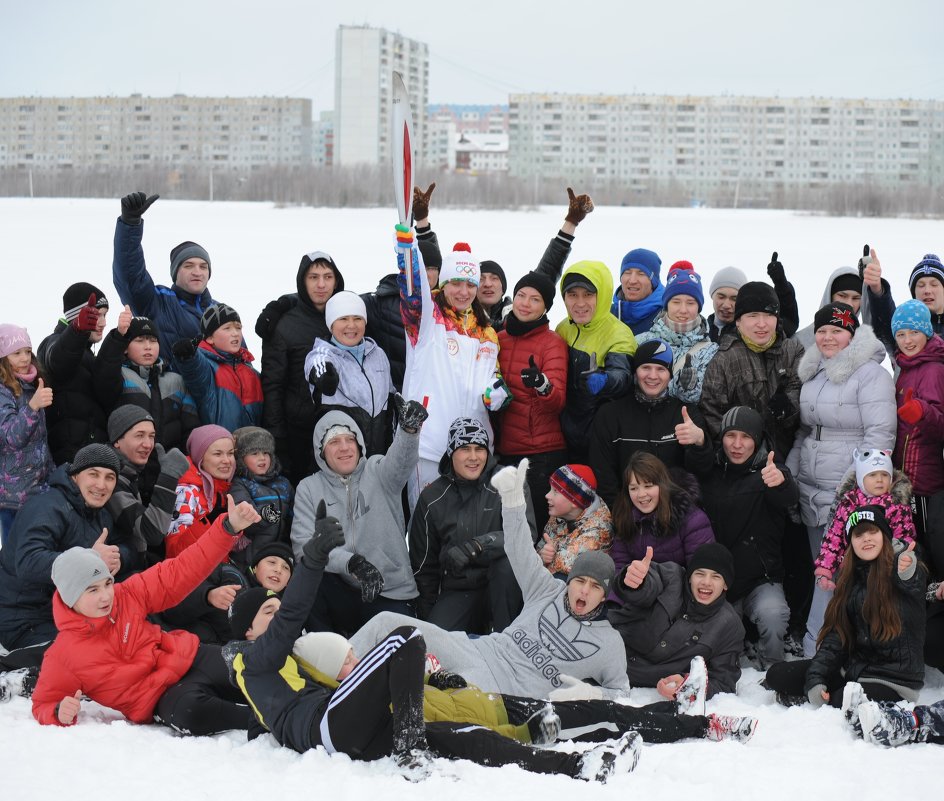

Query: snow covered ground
<box><xmin>1</xmin><ymin>198</ymin><xmax>942</xmax><ymax>797</ymax></box>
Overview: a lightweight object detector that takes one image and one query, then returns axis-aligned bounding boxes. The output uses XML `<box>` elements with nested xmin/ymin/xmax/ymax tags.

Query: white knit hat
<box><xmin>438</xmin><ymin>243</ymin><xmax>479</xmax><ymax>288</ymax></box>
<box><xmin>325</xmin><ymin>291</ymin><xmax>367</xmax><ymax>331</ymax></box>
<box><xmin>293</xmin><ymin>631</ymin><xmax>352</xmax><ymax>681</ymax></box>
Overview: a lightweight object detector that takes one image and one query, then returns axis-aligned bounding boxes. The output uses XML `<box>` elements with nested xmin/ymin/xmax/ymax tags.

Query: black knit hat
<box><xmin>170</xmin><ymin>241</ymin><xmax>211</xmax><ymax>282</ymax></box>
<box><xmin>446</xmin><ymin>417</ymin><xmax>490</xmax><ymax>457</ymax></box>
<box><xmin>632</xmin><ymin>339</ymin><xmax>674</xmax><ymax>371</ymax></box>
<box><xmin>479</xmin><ymin>260</ymin><xmax>508</xmax><ymax>294</ymax></box>
<box><xmin>733</xmin><ymin>281</ymin><xmax>779</xmax><ymax>320</ymax></box>
<box><xmin>228</xmin><ymin>587</ymin><xmax>278</xmax><ymax>639</ymax></box>
<box><xmin>513</xmin><ymin>271</ymin><xmax>555</xmax><ymax>312</ymax></box>
<box><xmin>845</xmin><ymin>504</ymin><xmax>893</xmax><ymax>540</ymax></box>
<box><xmin>418</xmin><ymin>239</ymin><xmax>442</xmax><ymax>270</ymax></box>
<box><xmin>687</xmin><ymin>542</ymin><xmax>735</xmax><ymax>590</ymax></box>
<box><xmin>63</xmin><ymin>282</ymin><xmax>109</xmax><ymax>320</ymax></box>
<box><xmin>68</xmin><ymin>444</ymin><xmax>121</xmax><ymax>477</ymax></box>
<box><xmin>720</xmin><ymin>406</ymin><xmax>764</xmax><ymax>446</ymax></box>
<box><xmin>125</xmin><ymin>316</ymin><xmax>158</xmax><ymax>341</ymax></box>
<box><xmin>251</xmin><ymin>542</ymin><xmax>295</xmax><ymax>571</ymax></box>
<box><xmin>201</xmin><ymin>303</ymin><xmax>241</xmax><ymax>338</ymax></box>
<box><xmin>108</xmin><ymin>405</ymin><xmax>155</xmax><ymax>443</ymax></box>
<box><xmin>813</xmin><ymin>302</ymin><xmax>859</xmax><ymax>336</ymax></box>
<box><xmin>830</xmin><ymin>273</ymin><xmax>863</xmax><ymax>297</ymax></box>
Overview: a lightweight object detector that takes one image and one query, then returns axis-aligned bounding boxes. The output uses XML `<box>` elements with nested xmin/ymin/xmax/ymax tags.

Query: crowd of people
<box><xmin>0</xmin><ymin>184</ymin><xmax>943</xmax><ymax>781</ymax></box>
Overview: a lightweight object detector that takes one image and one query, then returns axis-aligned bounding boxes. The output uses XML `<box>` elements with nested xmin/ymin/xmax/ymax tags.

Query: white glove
<box><xmin>548</xmin><ymin>674</ymin><xmax>604</xmax><ymax>702</ymax></box>
<box><xmin>490</xmin><ymin>458</ymin><xmax>529</xmax><ymax>508</ymax></box>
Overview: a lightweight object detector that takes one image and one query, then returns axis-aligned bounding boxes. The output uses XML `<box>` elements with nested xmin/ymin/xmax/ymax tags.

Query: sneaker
<box><xmin>706</xmin><ymin>714</ymin><xmax>758</xmax><ymax>743</ymax></box>
<box><xmin>393</xmin><ymin>747</ymin><xmax>435</xmax><ymax>782</ymax></box>
<box><xmin>858</xmin><ymin>701</ymin><xmax>918</xmax><ymax>748</ymax></box>
<box><xmin>526</xmin><ymin>705</ymin><xmax>561</xmax><ymax>745</ymax></box>
<box><xmin>0</xmin><ymin>667</ymin><xmax>39</xmax><ymax>703</ymax></box>
<box><xmin>578</xmin><ymin>731</ymin><xmax>642</xmax><ymax>783</ymax></box>
<box><xmin>841</xmin><ymin>682</ymin><xmax>866</xmax><ymax>736</ymax></box>
<box><xmin>675</xmin><ymin>656</ymin><xmax>707</xmax><ymax>716</ymax></box>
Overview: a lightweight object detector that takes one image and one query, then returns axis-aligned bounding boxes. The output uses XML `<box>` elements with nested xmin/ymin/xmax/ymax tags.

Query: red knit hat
<box><xmin>549</xmin><ymin>464</ymin><xmax>597</xmax><ymax>510</ymax></box>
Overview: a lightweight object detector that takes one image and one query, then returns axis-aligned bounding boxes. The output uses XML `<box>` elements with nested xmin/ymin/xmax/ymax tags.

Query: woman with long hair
<box><xmin>764</xmin><ymin>505</ymin><xmax>926</xmax><ymax>708</ymax></box>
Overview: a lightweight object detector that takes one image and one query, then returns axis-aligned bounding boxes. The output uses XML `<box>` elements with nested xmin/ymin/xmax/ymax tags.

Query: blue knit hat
<box><xmin>909</xmin><ymin>254</ymin><xmax>944</xmax><ymax>298</ymax></box>
<box><xmin>892</xmin><ymin>298</ymin><xmax>933</xmax><ymax>339</ymax></box>
<box><xmin>632</xmin><ymin>339</ymin><xmax>674</xmax><ymax>371</ymax></box>
<box><xmin>620</xmin><ymin>248</ymin><xmax>662</xmax><ymax>289</ymax></box>
<box><xmin>662</xmin><ymin>261</ymin><xmax>705</xmax><ymax>311</ymax></box>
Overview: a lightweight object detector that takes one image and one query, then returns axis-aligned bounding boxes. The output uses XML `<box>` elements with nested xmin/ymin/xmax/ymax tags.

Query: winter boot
<box><xmin>577</xmin><ymin>731</ymin><xmax>642</xmax><ymax>783</ymax></box>
<box><xmin>841</xmin><ymin>682</ymin><xmax>866</xmax><ymax>736</ymax></box>
<box><xmin>858</xmin><ymin>702</ymin><xmax>920</xmax><ymax>748</ymax></box>
<box><xmin>526</xmin><ymin>705</ymin><xmax>561</xmax><ymax>745</ymax></box>
<box><xmin>675</xmin><ymin>656</ymin><xmax>707</xmax><ymax>716</ymax></box>
<box><xmin>393</xmin><ymin>746</ymin><xmax>436</xmax><ymax>782</ymax></box>
<box><xmin>706</xmin><ymin>714</ymin><xmax>758</xmax><ymax>743</ymax></box>
<box><xmin>0</xmin><ymin>666</ymin><xmax>39</xmax><ymax>703</ymax></box>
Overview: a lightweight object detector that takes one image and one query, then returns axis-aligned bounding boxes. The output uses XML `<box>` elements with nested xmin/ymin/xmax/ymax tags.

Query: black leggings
<box><xmin>154</xmin><ymin>644</ymin><xmax>251</xmax><ymax>735</ymax></box>
<box><xmin>765</xmin><ymin>659</ymin><xmax>908</xmax><ymax>707</ymax></box>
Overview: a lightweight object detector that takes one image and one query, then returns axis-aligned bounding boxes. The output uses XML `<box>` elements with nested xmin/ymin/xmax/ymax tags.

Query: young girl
<box><xmin>765</xmin><ymin>505</ymin><xmax>927</xmax><ymax>707</ymax></box>
<box><xmin>0</xmin><ymin>325</ymin><xmax>54</xmax><ymax>544</ymax></box>
<box><xmin>396</xmin><ymin>227</ymin><xmax>510</xmax><ymax>503</ymax></box>
<box><xmin>609</xmin><ymin>451</ymin><xmax>715</xmax><ymax>571</ymax></box>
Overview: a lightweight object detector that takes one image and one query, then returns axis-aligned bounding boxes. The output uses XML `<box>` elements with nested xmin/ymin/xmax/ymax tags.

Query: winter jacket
<box><xmin>262</xmin><ymin>254</ymin><xmax>344</xmax><ymax>446</ymax></box>
<box><xmin>495</xmin><ymin>320</ymin><xmax>568</xmax><ymax>456</ymax></box>
<box><xmin>543</xmin><ymin>495</ymin><xmax>612</xmax><ymax>575</ymax></box>
<box><xmin>700</xmin><ymin>323</ymin><xmax>804</xmax><ymax>457</ymax></box>
<box><xmin>0</xmin><ymin>378</ymin><xmax>54</xmax><ymax>509</ymax></box>
<box><xmin>93</xmin><ymin>329</ymin><xmax>198</xmax><ymax>451</ymax></box>
<box><xmin>37</xmin><ymin>321</ymin><xmax>110</xmax><ymax>465</ymax></box>
<box><xmin>611</xmin><ymin>285</ymin><xmax>664</xmax><ymax>336</ymax></box>
<box><xmin>608</xmin><ymin>560</ymin><xmax>744</xmax><ymax>696</ymax></box>
<box><xmin>303</xmin><ymin>336</ymin><xmax>393</xmax><ymax>458</ymax></box>
<box><xmin>363</xmin><ymin>274</ymin><xmax>408</xmax><ymax>392</ymax></box>
<box><xmin>398</xmin><ymin>238</ymin><xmax>503</xmax><ymax>465</ymax></box>
<box><xmin>351</xmin><ymin>501</ymin><xmax>631</xmax><ymax>701</ymax></box>
<box><xmin>556</xmin><ymin>261</ymin><xmax>637</xmax><ymax>460</ymax></box>
<box><xmin>177</xmin><ymin>341</ymin><xmax>263</xmax><ymax>431</ymax></box>
<box><xmin>608</xmin><ymin>477</ymin><xmax>715</xmax><ymax>571</ymax></box>
<box><xmin>291</xmin><ymin>411</ymin><xmax>418</xmax><ymax>601</ymax></box>
<box><xmin>786</xmin><ymin>325</ymin><xmax>897</xmax><ymax>527</ymax></box>
<box><xmin>164</xmin><ymin>459</ymin><xmax>231</xmax><ymax>559</ymax></box>
<box><xmin>806</xmin><ymin>558</ymin><xmax>926</xmax><ymax>702</ymax></box>
<box><xmin>589</xmin><ymin>387</ymin><xmax>715</xmax><ymax>509</ymax></box>
<box><xmin>409</xmin><ymin>453</ymin><xmax>536</xmax><ymax>616</ymax></box>
<box><xmin>112</xmin><ymin>217</ymin><xmax>218</xmax><ymax>371</ymax></box>
<box><xmin>0</xmin><ymin>465</ymin><xmax>113</xmax><ymax>637</ymax></box>
<box><xmin>697</xmin><ymin>439</ymin><xmax>800</xmax><ymax>600</ymax></box>
<box><xmin>635</xmin><ymin>313</ymin><xmax>719</xmax><ymax>404</ymax></box>
<box><xmin>31</xmin><ymin>517</ymin><xmax>237</xmax><ymax>726</ymax></box>
<box><xmin>893</xmin><ymin>334</ymin><xmax>944</xmax><ymax>496</ymax></box>
<box><xmin>816</xmin><ymin>470</ymin><xmax>916</xmax><ymax>577</ymax></box>
<box><xmin>229</xmin><ymin>462</ymin><xmax>294</xmax><ymax>571</ymax></box>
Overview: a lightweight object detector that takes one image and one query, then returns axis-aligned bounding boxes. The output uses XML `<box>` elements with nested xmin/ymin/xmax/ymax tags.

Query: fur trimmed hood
<box><xmin>798</xmin><ymin>324</ymin><xmax>885</xmax><ymax>384</ymax></box>
<box><xmin>831</xmin><ymin>466</ymin><xmax>913</xmax><ymax>508</ymax></box>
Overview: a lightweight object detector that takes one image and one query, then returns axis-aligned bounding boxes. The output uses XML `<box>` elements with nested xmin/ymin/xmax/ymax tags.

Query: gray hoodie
<box><xmin>290</xmin><ymin>410</ymin><xmax>418</xmax><ymax>600</ymax></box>
<box><xmin>795</xmin><ymin>266</ymin><xmax>877</xmax><ymax>352</ymax></box>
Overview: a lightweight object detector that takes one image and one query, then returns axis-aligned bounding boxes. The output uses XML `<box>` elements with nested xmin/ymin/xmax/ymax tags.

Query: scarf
<box><xmin>741</xmin><ymin>331</ymin><xmax>778</xmax><ymax>353</ymax></box>
<box><xmin>504</xmin><ymin>313</ymin><xmax>549</xmax><ymax>337</ymax></box>
<box><xmin>331</xmin><ymin>336</ymin><xmax>366</xmax><ymax>365</ymax></box>
<box><xmin>611</xmin><ymin>286</ymin><xmax>665</xmax><ymax>331</ymax></box>
<box><xmin>16</xmin><ymin>365</ymin><xmax>38</xmax><ymax>384</ymax></box>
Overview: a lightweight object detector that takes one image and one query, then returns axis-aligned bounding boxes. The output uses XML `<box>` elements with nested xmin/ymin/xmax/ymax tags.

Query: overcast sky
<box><xmin>4</xmin><ymin>0</ymin><xmax>941</xmax><ymax>111</ymax></box>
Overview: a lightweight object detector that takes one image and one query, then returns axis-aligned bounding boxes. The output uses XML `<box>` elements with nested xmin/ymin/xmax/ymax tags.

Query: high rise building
<box><xmin>334</xmin><ymin>25</ymin><xmax>428</xmax><ymax>166</ymax></box>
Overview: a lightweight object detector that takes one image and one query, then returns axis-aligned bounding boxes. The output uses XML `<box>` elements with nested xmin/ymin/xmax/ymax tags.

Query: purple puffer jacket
<box><xmin>894</xmin><ymin>335</ymin><xmax>944</xmax><ymax>496</ymax></box>
<box><xmin>0</xmin><ymin>379</ymin><xmax>55</xmax><ymax>509</ymax></box>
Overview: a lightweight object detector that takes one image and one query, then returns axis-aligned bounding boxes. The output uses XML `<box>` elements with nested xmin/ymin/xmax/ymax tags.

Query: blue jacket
<box><xmin>176</xmin><ymin>342</ymin><xmax>264</xmax><ymax>431</ymax></box>
<box><xmin>0</xmin><ymin>465</ymin><xmax>115</xmax><ymax>637</ymax></box>
<box><xmin>0</xmin><ymin>379</ymin><xmax>55</xmax><ymax>509</ymax></box>
<box><xmin>112</xmin><ymin>218</ymin><xmax>218</xmax><ymax>371</ymax></box>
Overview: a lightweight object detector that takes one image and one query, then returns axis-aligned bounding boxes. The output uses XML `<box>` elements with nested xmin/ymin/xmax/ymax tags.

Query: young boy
<box><xmin>247</xmin><ymin>543</ymin><xmax>294</xmax><ymax>593</ymax></box>
<box><xmin>541</xmin><ymin>464</ymin><xmax>612</xmax><ymax>578</ymax></box>
<box><xmin>172</xmin><ymin>304</ymin><xmax>263</xmax><ymax>431</ymax></box>
<box><xmin>230</xmin><ymin>426</ymin><xmax>294</xmax><ymax>574</ymax></box>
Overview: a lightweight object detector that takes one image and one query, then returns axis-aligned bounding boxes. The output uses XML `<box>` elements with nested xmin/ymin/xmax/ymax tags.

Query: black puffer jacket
<box><xmin>806</xmin><ymin>558</ymin><xmax>927</xmax><ymax>699</ymax></box>
<box><xmin>363</xmin><ymin>274</ymin><xmax>407</xmax><ymax>392</ymax></box>
<box><xmin>408</xmin><ymin>455</ymin><xmax>536</xmax><ymax>617</ymax></box>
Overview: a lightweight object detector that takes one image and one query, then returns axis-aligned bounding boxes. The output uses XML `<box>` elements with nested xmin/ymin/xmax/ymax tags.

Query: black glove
<box><xmin>857</xmin><ymin>243</ymin><xmax>872</xmax><ymax>280</ymax></box>
<box><xmin>677</xmin><ymin>354</ymin><xmax>697</xmax><ymax>393</ymax></box>
<box><xmin>347</xmin><ymin>554</ymin><xmax>384</xmax><ymax>603</ymax></box>
<box><xmin>412</xmin><ymin>182</ymin><xmax>436</xmax><ymax>222</ymax></box>
<box><xmin>393</xmin><ymin>392</ymin><xmax>429</xmax><ymax>433</ymax></box>
<box><xmin>172</xmin><ymin>337</ymin><xmax>200</xmax><ymax>362</ymax></box>
<box><xmin>120</xmin><ymin>192</ymin><xmax>159</xmax><ymax>225</ymax></box>
<box><xmin>767</xmin><ymin>251</ymin><xmax>786</xmax><ymax>285</ymax></box>
<box><xmin>303</xmin><ymin>500</ymin><xmax>345</xmax><ymax>569</ymax></box>
<box><xmin>427</xmin><ymin>669</ymin><xmax>468</xmax><ymax>691</ymax></box>
<box><xmin>254</xmin><ymin>296</ymin><xmax>297</xmax><ymax>341</ymax></box>
<box><xmin>441</xmin><ymin>534</ymin><xmax>497</xmax><ymax>575</ymax></box>
<box><xmin>520</xmin><ymin>355</ymin><xmax>551</xmax><ymax>395</ymax></box>
<box><xmin>307</xmin><ymin>360</ymin><xmax>340</xmax><ymax>396</ymax></box>
<box><xmin>767</xmin><ymin>383</ymin><xmax>796</xmax><ymax>423</ymax></box>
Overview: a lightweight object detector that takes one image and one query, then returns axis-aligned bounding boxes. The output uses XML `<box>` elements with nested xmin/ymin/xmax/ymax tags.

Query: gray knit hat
<box><xmin>234</xmin><ymin>426</ymin><xmax>276</xmax><ymax>461</ymax></box>
<box><xmin>52</xmin><ymin>547</ymin><xmax>111</xmax><ymax>608</ymax></box>
<box><xmin>170</xmin><ymin>241</ymin><xmax>211</xmax><ymax>282</ymax></box>
<box><xmin>108</xmin><ymin>405</ymin><xmax>155</xmax><ymax>443</ymax></box>
<box><xmin>708</xmin><ymin>266</ymin><xmax>747</xmax><ymax>296</ymax></box>
<box><xmin>68</xmin><ymin>444</ymin><xmax>121</xmax><ymax>477</ymax></box>
<box><xmin>568</xmin><ymin>550</ymin><xmax>617</xmax><ymax>592</ymax></box>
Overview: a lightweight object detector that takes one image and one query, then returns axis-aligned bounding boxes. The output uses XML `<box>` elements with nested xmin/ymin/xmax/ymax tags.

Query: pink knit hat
<box><xmin>0</xmin><ymin>325</ymin><xmax>31</xmax><ymax>359</ymax></box>
<box><xmin>186</xmin><ymin>425</ymin><xmax>234</xmax><ymax>470</ymax></box>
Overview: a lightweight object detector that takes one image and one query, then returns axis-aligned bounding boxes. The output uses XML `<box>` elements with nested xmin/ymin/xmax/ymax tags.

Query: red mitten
<box><xmin>897</xmin><ymin>388</ymin><xmax>923</xmax><ymax>425</ymax></box>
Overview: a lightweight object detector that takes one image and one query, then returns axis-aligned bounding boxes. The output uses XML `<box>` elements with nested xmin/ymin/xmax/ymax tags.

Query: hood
<box><xmin>52</xmin><ymin>587</ymin><xmax>116</xmax><ymax>636</ymax></box>
<box><xmin>831</xmin><ymin>466</ymin><xmax>914</xmax><ymax>507</ymax></box>
<box><xmin>296</xmin><ymin>252</ymin><xmax>345</xmax><ymax>311</ymax></box>
<box><xmin>895</xmin><ymin>332</ymin><xmax>944</xmax><ymax>367</ymax></box>
<box><xmin>375</xmin><ymin>273</ymin><xmax>399</xmax><ymax>297</ymax></box>
<box><xmin>560</xmin><ymin>261</ymin><xmax>615</xmax><ymax>329</ymax></box>
<box><xmin>123</xmin><ymin>358</ymin><xmax>167</xmax><ymax>377</ymax></box>
<box><xmin>816</xmin><ymin>265</ymin><xmax>879</xmax><ymax>328</ymax></box>
<box><xmin>312</xmin><ymin>410</ymin><xmax>366</xmax><ymax>474</ymax></box>
<box><xmin>797</xmin><ymin>323</ymin><xmax>884</xmax><ymax>384</ymax></box>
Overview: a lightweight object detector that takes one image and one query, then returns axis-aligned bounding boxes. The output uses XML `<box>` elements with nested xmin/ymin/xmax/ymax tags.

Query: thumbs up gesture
<box><xmin>898</xmin><ymin>388</ymin><xmax>923</xmax><ymax>425</ymax></box>
<box><xmin>28</xmin><ymin>377</ymin><xmax>54</xmax><ymax>410</ymax></box>
<box><xmin>117</xmin><ymin>305</ymin><xmax>133</xmax><ymax>336</ymax></box>
<box><xmin>624</xmin><ymin>545</ymin><xmax>654</xmax><ymax>589</ymax></box>
<box><xmin>761</xmin><ymin>451</ymin><xmax>785</xmax><ymax>487</ymax></box>
<box><xmin>539</xmin><ymin>533</ymin><xmax>556</xmax><ymax>567</ymax></box>
<box><xmin>674</xmin><ymin>406</ymin><xmax>705</xmax><ymax>447</ymax></box>
<box><xmin>520</xmin><ymin>355</ymin><xmax>551</xmax><ymax>395</ymax></box>
<box><xmin>860</xmin><ymin>245</ymin><xmax>883</xmax><ymax>294</ymax></box>
<box><xmin>57</xmin><ymin>689</ymin><xmax>83</xmax><ymax>725</ymax></box>
<box><xmin>91</xmin><ymin>528</ymin><xmax>121</xmax><ymax>575</ymax></box>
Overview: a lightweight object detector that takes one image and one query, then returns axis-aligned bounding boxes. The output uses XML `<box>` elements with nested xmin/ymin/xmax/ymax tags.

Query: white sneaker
<box><xmin>706</xmin><ymin>714</ymin><xmax>758</xmax><ymax>743</ymax></box>
<box><xmin>858</xmin><ymin>701</ymin><xmax>919</xmax><ymax>748</ymax></box>
<box><xmin>578</xmin><ymin>731</ymin><xmax>643</xmax><ymax>783</ymax></box>
<box><xmin>675</xmin><ymin>656</ymin><xmax>707</xmax><ymax>716</ymax></box>
<box><xmin>841</xmin><ymin>682</ymin><xmax>866</xmax><ymax>735</ymax></box>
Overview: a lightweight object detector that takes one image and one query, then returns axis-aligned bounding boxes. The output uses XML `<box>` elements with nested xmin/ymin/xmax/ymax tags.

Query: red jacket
<box><xmin>496</xmin><ymin>323</ymin><xmax>568</xmax><ymax>455</ymax></box>
<box><xmin>164</xmin><ymin>460</ymin><xmax>231</xmax><ymax>559</ymax></box>
<box><xmin>32</xmin><ymin>518</ymin><xmax>236</xmax><ymax>726</ymax></box>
